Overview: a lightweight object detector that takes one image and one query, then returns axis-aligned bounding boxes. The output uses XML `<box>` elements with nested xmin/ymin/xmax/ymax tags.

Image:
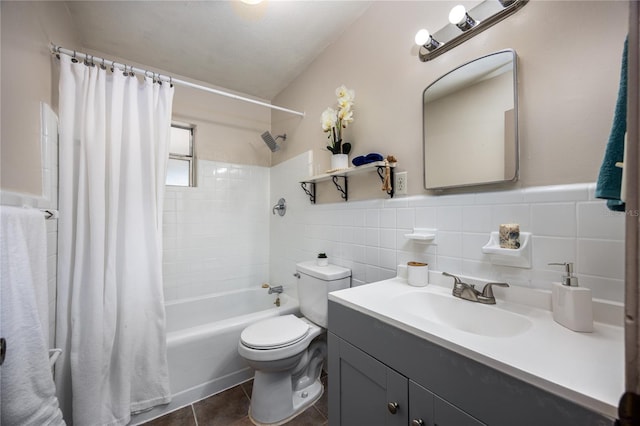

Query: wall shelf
<box><xmin>482</xmin><ymin>231</ymin><xmax>532</xmax><ymax>268</ymax></box>
<box><xmin>404</xmin><ymin>228</ymin><xmax>438</xmax><ymax>244</ymax></box>
<box><xmin>300</xmin><ymin>161</ymin><xmax>396</xmax><ymax>204</ymax></box>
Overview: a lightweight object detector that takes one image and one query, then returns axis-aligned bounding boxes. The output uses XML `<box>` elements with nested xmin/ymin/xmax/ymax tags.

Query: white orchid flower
<box><xmin>321</xmin><ymin>107</ymin><xmax>337</xmax><ymax>132</ymax></box>
<box><xmin>335</xmin><ymin>85</ymin><xmax>355</xmax><ymax>103</ymax></box>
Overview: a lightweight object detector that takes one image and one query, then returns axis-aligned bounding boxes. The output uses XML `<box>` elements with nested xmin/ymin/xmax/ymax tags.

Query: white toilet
<box><xmin>238</xmin><ymin>261</ymin><xmax>351</xmax><ymax>425</ymax></box>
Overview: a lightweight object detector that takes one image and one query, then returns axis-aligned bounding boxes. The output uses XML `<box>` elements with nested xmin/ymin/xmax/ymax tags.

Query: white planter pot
<box><xmin>331</xmin><ymin>154</ymin><xmax>349</xmax><ymax>170</ymax></box>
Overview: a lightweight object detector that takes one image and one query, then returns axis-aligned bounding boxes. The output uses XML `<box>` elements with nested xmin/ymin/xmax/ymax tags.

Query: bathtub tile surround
<box><xmin>271</xmin><ymin>152</ymin><xmax>625</xmax><ymax>304</ymax></box>
<box><xmin>163</xmin><ymin>159</ymin><xmax>271</xmax><ymax>301</ymax></box>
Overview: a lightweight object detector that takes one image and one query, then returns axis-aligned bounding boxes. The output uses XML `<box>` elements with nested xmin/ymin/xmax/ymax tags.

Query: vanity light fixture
<box><xmin>416</xmin><ymin>0</ymin><xmax>528</xmax><ymax>62</ymax></box>
<box><xmin>414</xmin><ymin>29</ymin><xmax>442</xmax><ymax>52</ymax></box>
<box><xmin>448</xmin><ymin>5</ymin><xmax>477</xmax><ymax>32</ymax></box>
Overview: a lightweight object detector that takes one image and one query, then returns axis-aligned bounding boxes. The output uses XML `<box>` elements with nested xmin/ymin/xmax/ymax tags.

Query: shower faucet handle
<box><xmin>272</xmin><ymin>198</ymin><xmax>286</xmax><ymax>216</ymax></box>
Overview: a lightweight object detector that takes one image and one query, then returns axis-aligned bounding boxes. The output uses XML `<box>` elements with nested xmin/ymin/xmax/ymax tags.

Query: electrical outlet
<box><xmin>395</xmin><ymin>171</ymin><xmax>408</xmax><ymax>195</ymax></box>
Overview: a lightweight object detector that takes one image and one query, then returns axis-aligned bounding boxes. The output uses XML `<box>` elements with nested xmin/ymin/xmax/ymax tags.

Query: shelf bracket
<box><xmin>332</xmin><ymin>176</ymin><xmax>348</xmax><ymax>201</ymax></box>
<box><xmin>376</xmin><ymin>166</ymin><xmax>395</xmax><ymax>198</ymax></box>
<box><xmin>300</xmin><ymin>182</ymin><xmax>316</xmax><ymax>204</ymax></box>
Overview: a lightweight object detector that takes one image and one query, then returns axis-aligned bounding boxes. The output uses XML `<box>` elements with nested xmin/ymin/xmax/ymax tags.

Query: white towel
<box><xmin>0</xmin><ymin>206</ymin><xmax>65</xmax><ymax>425</ymax></box>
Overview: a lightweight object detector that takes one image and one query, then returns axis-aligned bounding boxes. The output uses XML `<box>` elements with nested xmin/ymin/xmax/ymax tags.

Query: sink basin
<box><xmin>391</xmin><ymin>291</ymin><xmax>533</xmax><ymax>338</ymax></box>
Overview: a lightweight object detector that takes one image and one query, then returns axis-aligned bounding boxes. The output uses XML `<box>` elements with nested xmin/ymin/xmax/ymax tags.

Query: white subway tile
<box><xmin>379</xmin><ymin>248</ymin><xmax>397</xmax><ymax>270</ymax></box>
<box><xmin>577</xmin><ymin>239</ymin><xmax>624</xmax><ymax>280</ymax></box>
<box><xmin>396</xmin><ymin>208</ymin><xmax>415</xmax><ymax>229</ymax></box>
<box><xmin>380</xmin><ymin>228</ymin><xmax>396</xmax><ymax>249</ymax></box>
<box><xmin>415</xmin><ymin>207</ymin><xmax>436</xmax><ymax>228</ymax></box>
<box><xmin>365</xmin><ymin>209</ymin><xmax>380</xmax><ymax>228</ymax></box>
<box><xmin>462</xmin><ymin>205</ymin><xmax>492</xmax><ymax>233</ymax></box>
<box><xmin>530</xmin><ymin>203</ymin><xmax>576</xmax><ymax>237</ymax></box>
<box><xmin>522</xmin><ymin>183</ymin><xmax>590</xmax><ymax>203</ymax></box>
<box><xmin>462</xmin><ymin>233</ymin><xmax>490</xmax><ymax>261</ymax></box>
<box><xmin>531</xmin><ymin>236</ymin><xmax>576</xmax><ymax>271</ymax></box>
<box><xmin>491</xmin><ymin>204</ymin><xmax>531</xmax><ymax>231</ymax></box>
<box><xmin>577</xmin><ymin>201</ymin><xmax>625</xmax><ymax>240</ymax></box>
<box><xmin>476</xmin><ymin>189</ymin><xmax>525</xmax><ymax>205</ymax></box>
<box><xmin>365</xmin><ymin>228</ymin><xmax>380</xmax><ymax>247</ymax></box>
<box><xmin>437</xmin><ymin>206</ymin><xmax>462</xmax><ymax>231</ymax></box>
<box><xmin>436</xmin><ymin>231</ymin><xmax>462</xmax><ymax>257</ymax></box>
<box><xmin>380</xmin><ymin>208</ymin><xmax>396</xmax><ymax>228</ymax></box>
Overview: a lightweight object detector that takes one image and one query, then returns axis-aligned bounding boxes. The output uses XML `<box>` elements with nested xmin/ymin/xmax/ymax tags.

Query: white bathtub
<box><xmin>131</xmin><ymin>287</ymin><xmax>298</xmax><ymax>424</ymax></box>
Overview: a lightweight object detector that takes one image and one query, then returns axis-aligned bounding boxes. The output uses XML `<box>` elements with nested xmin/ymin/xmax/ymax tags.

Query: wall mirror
<box><xmin>423</xmin><ymin>49</ymin><xmax>518</xmax><ymax>190</ymax></box>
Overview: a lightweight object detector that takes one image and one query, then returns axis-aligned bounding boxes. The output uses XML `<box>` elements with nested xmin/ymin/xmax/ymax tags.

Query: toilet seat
<box><xmin>240</xmin><ymin>315</ymin><xmax>310</xmax><ymax>350</ymax></box>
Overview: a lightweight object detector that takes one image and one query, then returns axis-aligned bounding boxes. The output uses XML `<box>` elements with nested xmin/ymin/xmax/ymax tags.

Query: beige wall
<box><xmin>1</xmin><ymin>1</ymin><xmax>274</xmax><ymax>198</ymax></box>
<box><xmin>271</xmin><ymin>1</ymin><xmax>629</xmax><ymax>200</ymax></box>
<box><xmin>1</xmin><ymin>1</ymin><xmax>80</xmax><ymax>196</ymax></box>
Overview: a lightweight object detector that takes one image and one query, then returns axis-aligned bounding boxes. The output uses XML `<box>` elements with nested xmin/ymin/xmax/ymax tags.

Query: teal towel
<box><xmin>596</xmin><ymin>37</ymin><xmax>627</xmax><ymax>211</ymax></box>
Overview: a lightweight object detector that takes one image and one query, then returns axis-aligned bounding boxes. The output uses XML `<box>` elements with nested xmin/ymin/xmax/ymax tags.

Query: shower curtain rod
<box><xmin>50</xmin><ymin>44</ymin><xmax>306</xmax><ymax>118</ymax></box>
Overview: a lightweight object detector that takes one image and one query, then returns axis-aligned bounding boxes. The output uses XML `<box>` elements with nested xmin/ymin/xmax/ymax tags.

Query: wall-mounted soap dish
<box><xmin>404</xmin><ymin>228</ymin><xmax>437</xmax><ymax>244</ymax></box>
<box><xmin>482</xmin><ymin>231</ymin><xmax>531</xmax><ymax>268</ymax></box>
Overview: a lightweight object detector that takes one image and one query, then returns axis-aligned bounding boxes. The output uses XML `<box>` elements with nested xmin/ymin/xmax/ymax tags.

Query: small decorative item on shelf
<box><xmin>499</xmin><ymin>223</ymin><xmax>520</xmax><ymax>249</ymax></box>
<box><xmin>381</xmin><ymin>155</ymin><xmax>396</xmax><ymax>192</ymax></box>
<box><xmin>322</xmin><ymin>85</ymin><xmax>355</xmax><ymax>170</ymax></box>
<box><xmin>317</xmin><ymin>252</ymin><xmax>329</xmax><ymax>267</ymax></box>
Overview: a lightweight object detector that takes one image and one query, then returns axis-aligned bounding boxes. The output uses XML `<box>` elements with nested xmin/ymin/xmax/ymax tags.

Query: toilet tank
<box><xmin>296</xmin><ymin>261</ymin><xmax>351</xmax><ymax>328</ymax></box>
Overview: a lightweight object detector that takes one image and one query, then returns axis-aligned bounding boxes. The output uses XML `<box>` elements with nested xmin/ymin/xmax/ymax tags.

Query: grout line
<box><xmin>191</xmin><ymin>404</ymin><xmax>199</xmax><ymax>426</ymax></box>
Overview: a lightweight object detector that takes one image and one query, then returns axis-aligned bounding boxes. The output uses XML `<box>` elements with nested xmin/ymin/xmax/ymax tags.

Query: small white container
<box><xmin>407</xmin><ymin>261</ymin><xmax>428</xmax><ymax>287</ymax></box>
<box><xmin>316</xmin><ymin>257</ymin><xmax>329</xmax><ymax>267</ymax></box>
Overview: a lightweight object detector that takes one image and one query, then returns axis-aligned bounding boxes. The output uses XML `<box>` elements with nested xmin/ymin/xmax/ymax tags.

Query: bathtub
<box><xmin>131</xmin><ymin>287</ymin><xmax>298</xmax><ymax>424</ymax></box>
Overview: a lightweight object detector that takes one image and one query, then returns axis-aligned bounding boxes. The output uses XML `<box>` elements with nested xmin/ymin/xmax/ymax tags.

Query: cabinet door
<box><xmin>410</xmin><ymin>381</ymin><xmax>485</xmax><ymax>426</ymax></box>
<box><xmin>328</xmin><ymin>333</ymin><xmax>407</xmax><ymax>426</ymax></box>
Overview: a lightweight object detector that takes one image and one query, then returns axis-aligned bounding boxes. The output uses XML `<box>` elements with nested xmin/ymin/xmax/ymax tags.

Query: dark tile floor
<box><xmin>144</xmin><ymin>375</ymin><xmax>328</xmax><ymax>426</ymax></box>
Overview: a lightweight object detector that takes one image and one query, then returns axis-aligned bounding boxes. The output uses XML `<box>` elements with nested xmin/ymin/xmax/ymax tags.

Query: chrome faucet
<box><xmin>268</xmin><ymin>285</ymin><xmax>283</xmax><ymax>295</ymax></box>
<box><xmin>442</xmin><ymin>272</ymin><xmax>509</xmax><ymax>304</ymax></box>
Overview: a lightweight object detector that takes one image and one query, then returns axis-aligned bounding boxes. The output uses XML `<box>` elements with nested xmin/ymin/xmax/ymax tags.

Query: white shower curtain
<box><xmin>55</xmin><ymin>55</ymin><xmax>174</xmax><ymax>425</ymax></box>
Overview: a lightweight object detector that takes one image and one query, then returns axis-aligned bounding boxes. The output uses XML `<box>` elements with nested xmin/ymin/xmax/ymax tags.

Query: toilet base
<box><xmin>248</xmin><ymin>378</ymin><xmax>322</xmax><ymax>426</ymax></box>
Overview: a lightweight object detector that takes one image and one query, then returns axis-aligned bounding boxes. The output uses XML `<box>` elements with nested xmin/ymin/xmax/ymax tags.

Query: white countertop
<box><xmin>328</xmin><ymin>276</ymin><xmax>624</xmax><ymax>419</ymax></box>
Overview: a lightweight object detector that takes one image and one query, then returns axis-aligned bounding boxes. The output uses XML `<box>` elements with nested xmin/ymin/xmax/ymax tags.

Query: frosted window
<box><xmin>166</xmin><ymin>158</ymin><xmax>191</xmax><ymax>187</ymax></box>
<box><xmin>170</xmin><ymin>126</ymin><xmax>191</xmax><ymax>156</ymax></box>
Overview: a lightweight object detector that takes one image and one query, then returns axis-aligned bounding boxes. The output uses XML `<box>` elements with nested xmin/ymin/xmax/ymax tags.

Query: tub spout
<box><xmin>268</xmin><ymin>285</ymin><xmax>283</xmax><ymax>295</ymax></box>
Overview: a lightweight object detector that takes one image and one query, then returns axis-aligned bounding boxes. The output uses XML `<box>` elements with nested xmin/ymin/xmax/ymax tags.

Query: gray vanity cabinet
<box><xmin>329</xmin><ymin>331</ymin><xmax>484</xmax><ymax>426</ymax></box>
<box><xmin>410</xmin><ymin>381</ymin><xmax>485</xmax><ymax>426</ymax></box>
<box><xmin>330</xmin><ymin>336</ymin><xmax>408</xmax><ymax>425</ymax></box>
<box><xmin>327</xmin><ymin>300</ymin><xmax>615</xmax><ymax>426</ymax></box>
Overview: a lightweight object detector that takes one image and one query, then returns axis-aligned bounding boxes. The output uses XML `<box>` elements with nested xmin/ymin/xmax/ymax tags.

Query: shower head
<box><xmin>261</xmin><ymin>131</ymin><xmax>286</xmax><ymax>152</ymax></box>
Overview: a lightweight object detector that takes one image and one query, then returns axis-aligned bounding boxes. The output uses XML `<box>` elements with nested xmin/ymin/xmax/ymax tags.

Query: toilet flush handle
<box><xmin>293</xmin><ymin>272</ymin><xmax>301</xmax><ymax>278</ymax></box>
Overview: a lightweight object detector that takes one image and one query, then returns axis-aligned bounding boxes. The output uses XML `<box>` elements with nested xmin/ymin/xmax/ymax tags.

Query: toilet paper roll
<box><xmin>407</xmin><ymin>262</ymin><xmax>428</xmax><ymax>287</ymax></box>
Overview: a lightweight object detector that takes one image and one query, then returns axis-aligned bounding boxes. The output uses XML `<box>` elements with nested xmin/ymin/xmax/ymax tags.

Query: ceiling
<box><xmin>65</xmin><ymin>1</ymin><xmax>372</xmax><ymax>100</ymax></box>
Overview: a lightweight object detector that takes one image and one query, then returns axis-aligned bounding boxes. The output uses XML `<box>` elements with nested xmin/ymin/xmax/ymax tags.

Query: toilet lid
<box><xmin>241</xmin><ymin>315</ymin><xmax>310</xmax><ymax>350</ymax></box>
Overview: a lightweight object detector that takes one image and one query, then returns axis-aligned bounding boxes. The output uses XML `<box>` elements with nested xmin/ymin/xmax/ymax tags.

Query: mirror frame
<box><xmin>423</xmin><ymin>49</ymin><xmax>519</xmax><ymax>191</ymax></box>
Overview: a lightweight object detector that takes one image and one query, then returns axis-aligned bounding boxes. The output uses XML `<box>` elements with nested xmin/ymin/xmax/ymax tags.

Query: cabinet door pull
<box><xmin>387</xmin><ymin>401</ymin><xmax>399</xmax><ymax>414</ymax></box>
<box><xmin>411</xmin><ymin>420</ymin><xmax>425</xmax><ymax>426</ymax></box>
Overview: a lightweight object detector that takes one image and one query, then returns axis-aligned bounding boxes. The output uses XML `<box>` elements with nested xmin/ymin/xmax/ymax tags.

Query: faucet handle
<box><xmin>442</xmin><ymin>272</ymin><xmax>462</xmax><ymax>284</ymax></box>
<box><xmin>481</xmin><ymin>282</ymin><xmax>509</xmax><ymax>298</ymax></box>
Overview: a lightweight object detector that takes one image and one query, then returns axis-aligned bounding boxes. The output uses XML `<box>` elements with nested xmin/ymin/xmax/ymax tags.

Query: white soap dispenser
<box><xmin>549</xmin><ymin>262</ymin><xmax>593</xmax><ymax>332</ymax></box>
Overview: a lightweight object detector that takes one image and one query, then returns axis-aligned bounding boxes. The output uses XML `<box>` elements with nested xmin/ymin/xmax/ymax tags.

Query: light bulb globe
<box><xmin>448</xmin><ymin>5</ymin><xmax>467</xmax><ymax>25</ymax></box>
<box><xmin>415</xmin><ymin>29</ymin><xmax>431</xmax><ymax>46</ymax></box>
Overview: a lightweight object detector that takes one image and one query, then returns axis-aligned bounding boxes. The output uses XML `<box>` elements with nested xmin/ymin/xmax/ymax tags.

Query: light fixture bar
<box><xmin>418</xmin><ymin>0</ymin><xmax>528</xmax><ymax>62</ymax></box>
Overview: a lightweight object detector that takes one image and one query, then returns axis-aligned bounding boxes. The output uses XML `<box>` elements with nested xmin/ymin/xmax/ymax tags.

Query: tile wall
<box><xmin>270</xmin><ymin>152</ymin><xmax>625</xmax><ymax>304</ymax></box>
<box><xmin>0</xmin><ymin>102</ymin><xmax>59</xmax><ymax>348</ymax></box>
<box><xmin>162</xmin><ymin>159</ymin><xmax>271</xmax><ymax>301</ymax></box>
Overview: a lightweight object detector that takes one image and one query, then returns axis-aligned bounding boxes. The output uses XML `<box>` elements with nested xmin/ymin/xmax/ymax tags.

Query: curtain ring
<box><xmin>169</xmin><ymin>76</ymin><xmax>173</xmax><ymax>87</ymax></box>
<box><xmin>71</xmin><ymin>50</ymin><xmax>78</xmax><ymax>63</ymax></box>
<box><xmin>158</xmin><ymin>73</ymin><xmax>162</xmax><ymax>86</ymax></box>
<box><xmin>123</xmin><ymin>64</ymin><xmax>129</xmax><ymax>77</ymax></box>
<box><xmin>100</xmin><ymin>58</ymin><xmax>106</xmax><ymax>70</ymax></box>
